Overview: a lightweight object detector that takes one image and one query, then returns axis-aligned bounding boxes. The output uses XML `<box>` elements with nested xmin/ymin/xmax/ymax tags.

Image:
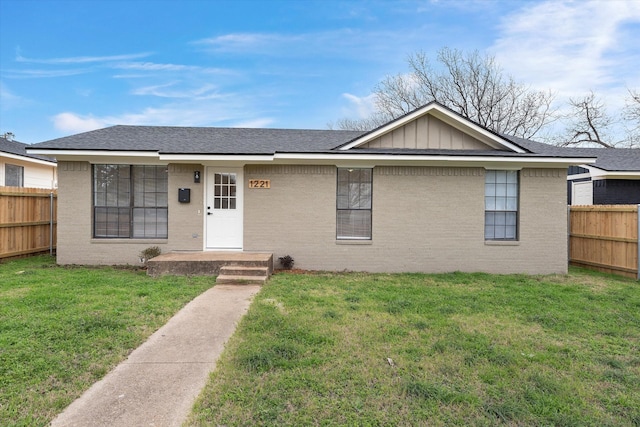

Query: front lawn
<box><xmin>188</xmin><ymin>269</ymin><xmax>640</xmax><ymax>426</ymax></box>
<box><xmin>0</xmin><ymin>256</ymin><xmax>213</xmax><ymax>427</ymax></box>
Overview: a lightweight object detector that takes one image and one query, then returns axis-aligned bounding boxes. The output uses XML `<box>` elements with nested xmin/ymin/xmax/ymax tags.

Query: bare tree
<box><xmin>327</xmin><ymin>113</ymin><xmax>392</xmax><ymax>132</ymax></box>
<box><xmin>336</xmin><ymin>47</ymin><xmax>556</xmax><ymax>138</ymax></box>
<box><xmin>560</xmin><ymin>91</ymin><xmax>616</xmax><ymax>148</ymax></box>
<box><xmin>624</xmin><ymin>89</ymin><xmax>640</xmax><ymax>146</ymax></box>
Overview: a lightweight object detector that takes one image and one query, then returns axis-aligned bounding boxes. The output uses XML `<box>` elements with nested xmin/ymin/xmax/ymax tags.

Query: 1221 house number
<box><xmin>249</xmin><ymin>179</ymin><xmax>271</xmax><ymax>189</ymax></box>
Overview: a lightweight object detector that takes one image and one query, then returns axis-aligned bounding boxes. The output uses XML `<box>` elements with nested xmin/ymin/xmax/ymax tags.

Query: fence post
<box><xmin>567</xmin><ymin>205</ymin><xmax>571</xmax><ymax>271</ymax></box>
<box><xmin>637</xmin><ymin>204</ymin><xmax>640</xmax><ymax>280</ymax></box>
<box><xmin>50</xmin><ymin>191</ymin><xmax>54</xmax><ymax>256</ymax></box>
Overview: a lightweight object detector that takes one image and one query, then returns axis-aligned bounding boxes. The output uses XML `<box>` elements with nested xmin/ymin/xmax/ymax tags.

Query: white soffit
<box><xmin>25</xmin><ymin>149</ymin><xmax>158</xmax><ymax>158</ymax></box>
<box><xmin>586</xmin><ymin>165</ymin><xmax>640</xmax><ymax>180</ymax></box>
<box><xmin>1</xmin><ymin>151</ymin><xmax>57</xmax><ymax>166</ymax></box>
<box><xmin>338</xmin><ymin>103</ymin><xmax>527</xmax><ymax>153</ymax></box>
<box><xmin>159</xmin><ymin>154</ymin><xmax>274</xmax><ymax>162</ymax></box>
<box><xmin>273</xmin><ymin>152</ymin><xmax>596</xmax><ymax>168</ymax></box>
<box><xmin>24</xmin><ymin>149</ymin><xmax>161</xmax><ymax>164</ymax></box>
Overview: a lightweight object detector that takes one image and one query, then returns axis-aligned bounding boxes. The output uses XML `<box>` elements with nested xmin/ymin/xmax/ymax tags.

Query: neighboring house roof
<box><xmin>0</xmin><ymin>136</ymin><xmax>57</xmax><ymax>164</ymax></box>
<box><xmin>505</xmin><ymin>135</ymin><xmax>640</xmax><ymax>174</ymax></box>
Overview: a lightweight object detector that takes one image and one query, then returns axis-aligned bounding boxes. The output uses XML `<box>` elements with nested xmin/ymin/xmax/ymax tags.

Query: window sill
<box><xmin>485</xmin><ymin>240</ymin><xmax>520</xmax><ymax>246</ymax></box>
<box><xmin>336</xmin><ymin>240</ymin><xmax>373</xmax><ymax>245</ymax></box>
<box><xmin>91</xmin><ymin>238</ymin><xmax>168</xmax><ymax>244</ymax></box>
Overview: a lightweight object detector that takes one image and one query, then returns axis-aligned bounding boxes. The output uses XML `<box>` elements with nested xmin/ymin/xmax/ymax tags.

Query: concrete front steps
<box><xmin>216</xmin><ymin>265</ymin><xmax>270</xmax><ymax>285</ymax></box>
<box><xmin>147</xmin><ymin>252</ymin><xmax>272</xmax><ymax>285</ymax></box>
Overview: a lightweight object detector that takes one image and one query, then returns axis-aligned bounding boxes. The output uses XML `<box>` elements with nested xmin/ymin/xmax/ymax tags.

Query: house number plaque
<box><xmin>249</xmin><ymin>179</ymin><xmax>271</xmax><ymax>189</ymax></box>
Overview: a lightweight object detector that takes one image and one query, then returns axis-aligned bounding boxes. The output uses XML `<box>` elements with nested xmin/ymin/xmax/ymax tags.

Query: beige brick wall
<box><xmin>58</xmin><ymin>161</ymin><xmax>567</xmax><ymax>273</ymax></box>
<box><xmin>56</xmin><ymin>161</ymin><xmax>93</xmax><ymax>264</ymax></box>
<box><xmin>56</xmin><ymin>161</ymin><xmax>203</xmax><ymax>265</ymax></box>
<box><xmin>167</xmin><ymin>164</ymin><xmax>204</xmax><ymax>251</ymax></box>
<box><xmin>245</xmin><ymin>165</ymin><xmax>568</xmax><ymax>274</ymax></box>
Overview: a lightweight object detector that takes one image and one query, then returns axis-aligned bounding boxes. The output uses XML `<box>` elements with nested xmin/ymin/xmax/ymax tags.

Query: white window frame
<box><xmin>5</xmin><ymin>163</ymin><xmax>24</xmax><ymax>187</ymax></box>
<box><xmin>336</xmin><ymin>168</ymin><xmax>372</xmax><ymax>240</ymax></box>
<box><xmin>484</xmin><ymin>170</ymin><xmax>519</xmax><ymax>241</ymax></box>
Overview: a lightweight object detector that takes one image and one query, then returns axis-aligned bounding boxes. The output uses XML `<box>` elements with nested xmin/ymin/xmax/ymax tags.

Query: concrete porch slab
<box><xmin>146</xmin><ymin>251</ymin><xmax>273</xmax><ymax>277</ymax></box>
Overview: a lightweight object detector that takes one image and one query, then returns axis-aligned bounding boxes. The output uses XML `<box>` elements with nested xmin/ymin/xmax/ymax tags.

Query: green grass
<box><xmin>0</xmin><ymin>256</ymin><xmax>214</xmax><ymax>427</ymax></box>
<box><xmin>188</xmin><ymin>269</ymin><xmax>640</xmax><ymax>426</ymax></box>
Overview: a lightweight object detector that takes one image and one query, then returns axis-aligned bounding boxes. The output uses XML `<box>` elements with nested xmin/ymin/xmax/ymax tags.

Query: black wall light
<box><xmin>194</xmin><ymin>170</ymin><xmax>201</xmax><ymax>183</ymax></box>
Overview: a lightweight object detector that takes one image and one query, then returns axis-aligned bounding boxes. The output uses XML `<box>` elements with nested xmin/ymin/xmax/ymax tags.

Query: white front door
<box><xmin>206</xmin><ymin>167</ymin><xmax>243</xmax><ymax>249</ymax></box>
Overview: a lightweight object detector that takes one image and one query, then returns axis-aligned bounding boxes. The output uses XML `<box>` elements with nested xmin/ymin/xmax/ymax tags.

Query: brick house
<box><xmin>28</xmin><ymin>102</ymin><xmax>594</xmax><ymax>274</ymax></box>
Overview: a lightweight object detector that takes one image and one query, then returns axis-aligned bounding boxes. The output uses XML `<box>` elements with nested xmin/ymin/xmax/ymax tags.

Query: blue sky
<box><xmin>1</xmin><ymin>0</ymin><xmax>639</xmax><ymax>143</ymax></box>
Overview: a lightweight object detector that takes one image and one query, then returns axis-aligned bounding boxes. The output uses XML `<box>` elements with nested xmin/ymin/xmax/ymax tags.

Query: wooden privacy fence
<box><xmin>569</xmin><ymin>205</ymin><xmax>639</xmax><ymax>279</ymax></box>
<box><xmin>0</xmin><ymin>186</ymin><xmax>57</xmax><ymax>259</ymax></box>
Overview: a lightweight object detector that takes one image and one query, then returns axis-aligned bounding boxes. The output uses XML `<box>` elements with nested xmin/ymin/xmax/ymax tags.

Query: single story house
<box><xmin>28</xmin><ymin>102</ymin><xmax>594</xmax><ymax>274</ymax></box>
<box><xmin>1</xmin><ymin>133</ymin><xmax>57</xmax><ymax>188</ymax></box>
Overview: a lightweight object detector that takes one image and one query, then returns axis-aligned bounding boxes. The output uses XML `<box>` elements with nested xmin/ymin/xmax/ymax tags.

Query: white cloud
<box><xmin>491</xmin><ymin>0</ymin><xmax>640</xmax><ymax>143</ymax></box>
<box><xmin>231</xmin><ymin>118</ymin><xmax>275</xmax><ymax>128</ymax></box>
<box><xmin>131</xmin><ymin>82</ymin><xmax>225</xmax><ymax>100</ymax></box>
<box><xmin>192</xmin><ymin>29</ymin><xmax>416</xmax><ymax>61</ymax></box>
<box><xmin>193</xmin><ymin>33</ymin><xmax>292</xmax><ymax>52</ymax></box>
<box><xmin>51</xmin><ymin>95</ymin><xmax>273</xmax><ymax>134</ymax></box>
<box><xmin>492</xmin><ymin>0</ymin><xmax>640</xmax><ymax>96</ymax></box>
<box><xmin>3</xmin><ymin>68</ymin><xmax>93</xmax><ymax>79</ymax></box>
<box><xmin>0</xmin><ymin>83</ymin><xmax>29</xmax><ymax>110</ymax></box>
<box><xmin>341</xmin><ymin>93</ymin><xmax>378</xmax><ymax>118</ymax></box>
<box><xmin>52</xmin><ymin>112</ymin><xmax>109</xmax><ymax>133</ymax></box>
<box><xmin>16</xmin><ymin>52</ymin><xmax>152</xmax><ymax>64</ymax></box>
<box><xmin>112</xmin><ymin>61</ymin><xmax>230</xmax><ymax>74</ymax></box>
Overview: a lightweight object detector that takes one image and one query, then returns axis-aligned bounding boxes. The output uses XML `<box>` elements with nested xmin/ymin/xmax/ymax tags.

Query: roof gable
<box><xmin>338</xmin><ymin>102</ymin><xmax>526</xmax><ymax>153</ymax></box>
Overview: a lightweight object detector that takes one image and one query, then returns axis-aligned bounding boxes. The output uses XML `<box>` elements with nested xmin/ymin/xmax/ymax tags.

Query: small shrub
<box><xmin>278</xmin><ymin>255</ymin><xmax>294</xmax><ymax>270</ymax></box>
<box><xmin>139</xmin><ymin>246</ymin><xmax>162</xmax><ymax>264</ymax></box>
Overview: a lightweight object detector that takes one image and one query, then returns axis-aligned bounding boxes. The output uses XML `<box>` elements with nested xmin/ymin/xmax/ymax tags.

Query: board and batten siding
<box><xmin>361</xmin><ymin>114</ymin><xmax>491</xmax><ymax>150</ymax></box>
<box><xmin>244</xmin><ymin>165</ymin><xmax>568</xmax><ymax>274</ymax></box>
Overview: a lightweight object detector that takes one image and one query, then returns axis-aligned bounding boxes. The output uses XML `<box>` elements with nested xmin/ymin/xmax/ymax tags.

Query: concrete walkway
<box><xmin>51</xmin><ymin>284</ymin><xmax>262</xmax><ymax>427</ymax></box>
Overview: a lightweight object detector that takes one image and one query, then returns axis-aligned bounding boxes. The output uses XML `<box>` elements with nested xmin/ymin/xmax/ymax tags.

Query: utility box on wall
<box><xmin>178</xmin><ymin>188</ymin><xmax>191</xmax><ymax>203</ymax></box>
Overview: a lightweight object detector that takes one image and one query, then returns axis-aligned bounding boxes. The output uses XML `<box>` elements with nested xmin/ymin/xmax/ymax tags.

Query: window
<box><xmin>337</xmin><ymin>168</ymin><xmax>372</xmax><ymax>240</ymax></box>
<box><xmin>93</xmin><ymin>165</ymin><xmax>168</xmax><ymax>238</ymax></box>
<box><xmin>213</xmin><ymin>173</ymin><xmax>237</xmax><ymax>209</ymax></box>
<box><xmin>485</xmin><ymin>170</ymin><xmax>518</xmax><ymax>240</ymax></box>
<box><xmin>5</xmin><ymin>164</ymin><xmax>23</xmax><ymax>187</ymax></box>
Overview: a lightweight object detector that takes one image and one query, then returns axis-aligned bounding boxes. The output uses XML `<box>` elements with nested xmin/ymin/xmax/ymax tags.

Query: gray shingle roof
<box><xmin>503</xmin><ymin>135</ymin><xmax>640</xmax><ymax>172</ymax></box>
<box><xmin>30</xmin><ymin>125</ymin><xmax>366</xmax><ymax>154</ymax></box>
<box><xmin>34</xmin><ymin>123</ymin><xmax>637</xmax><ymax>169</ymax></box>
<box><xmin>1</xmin><ymin>136</ymin><xmax>56</xmax><ymax>163</ymax></box>
<box><xmin>28</xmin><ymin>124</ymin><xmax>591</xmax><ymax>159</ymax></box>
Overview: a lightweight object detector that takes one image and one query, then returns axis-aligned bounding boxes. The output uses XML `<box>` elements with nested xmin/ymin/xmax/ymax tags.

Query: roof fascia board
<box><xmin>338</xmin><ymin>103</ymin><xmax>526</xmax><ymax>153</ymax></box>
<box><xmin>159</xmin><ymin>154</ymin><xmax>274</xmax><ymax>162</ymax></box>
<box><xmin>26</xmin><ymin>149</ymin><xmax>159</xmax><ymax>158</ymax></box>
<box><xmin>1</xmin><ymin>151</ymin><xmax>57</xmax><ymax>166</ymax></box>
<box><xmin>274</xmin><ymin>152</ymin><xmax>596</xmax><ymax>168</ymax></box>
<box><xmin>567</xmin><ymin>172</ymin><xmax>591</xmax><ymax>181</ymax></box>
<box><xmin>588</xmin><ymin>167</ymin><xmax>640</xmax><ymax>179</ymax></box>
